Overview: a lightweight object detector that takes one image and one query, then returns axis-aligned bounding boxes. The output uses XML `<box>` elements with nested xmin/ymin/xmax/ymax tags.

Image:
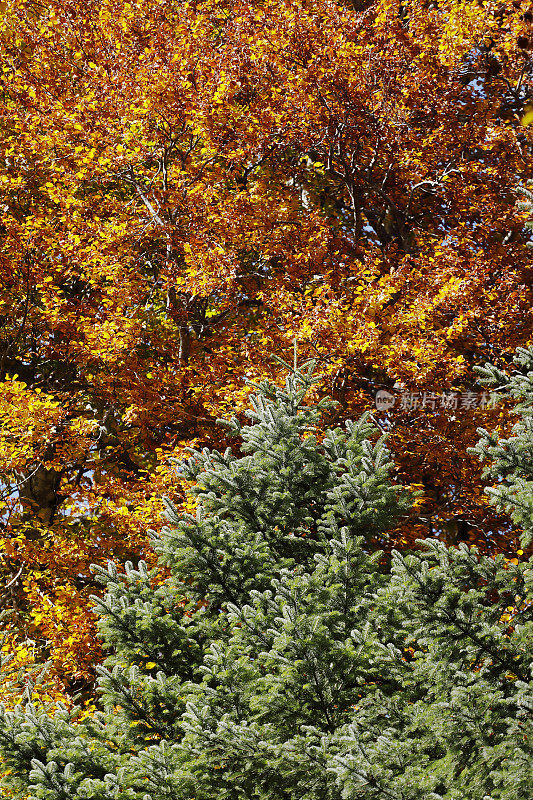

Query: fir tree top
<box><xmin>472</xmin><ymin>344</ymin><xmax>533</xmax><ymax>546</ymax></box>
<box><xmin>0</xmin><ymin>357</ymin><xmax>531</xmax><ymax>800</ymax></box>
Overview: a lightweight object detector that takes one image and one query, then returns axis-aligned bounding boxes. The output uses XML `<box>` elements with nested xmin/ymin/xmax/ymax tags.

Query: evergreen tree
<box><xmin>472</xmin><ymin>344</ymin><xmax>533</xmax><ymax>546</ymax></box>
<box><xmin>517</xmin><ymin>182</ymin><xmax>533</xmax><ymax>249</ymax></box>
<box><xmin>0</xmin><ymin>357</ymin><xmax>531</xmax><ymax>800</ymax></box>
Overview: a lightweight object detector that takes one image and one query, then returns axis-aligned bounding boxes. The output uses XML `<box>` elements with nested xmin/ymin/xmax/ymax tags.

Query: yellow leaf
<box><xmin>521</xmin><ymin>109</ymin><xmax>533</xmax><ymax>127</ymax></box>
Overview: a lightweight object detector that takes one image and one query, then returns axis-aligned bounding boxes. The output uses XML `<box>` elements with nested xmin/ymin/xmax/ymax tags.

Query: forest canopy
<box><xmin>0</xmin><ymin>0</ymin><xmax>532</xmax><ymax>701</ymax></box>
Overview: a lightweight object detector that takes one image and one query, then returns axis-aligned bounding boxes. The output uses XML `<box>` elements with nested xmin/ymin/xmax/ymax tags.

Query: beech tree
<box><xmin>0</xmin><ymin>360</ymin><xmax>531</xmax><ymax>800</ymax></box>
<box><xmin>0</xmin><ymin>0</ymin><xmax>532</xmax><ymax>691</ymax></box>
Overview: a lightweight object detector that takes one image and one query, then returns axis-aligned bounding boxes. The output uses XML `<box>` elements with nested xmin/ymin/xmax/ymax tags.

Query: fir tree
<box><xmin>472</xmin><ymin>344</ymin><xmax>533</xmax><ymax>546</ymax></box>
<box><xmin>517</xmin><ymin>182</ymin><xmax>533</xmax><ymax>248</ymax></box>
<box><xmin>0</xmin><ymin>357</ymin><xmax>531</xmax><ymax>800</ymax></box>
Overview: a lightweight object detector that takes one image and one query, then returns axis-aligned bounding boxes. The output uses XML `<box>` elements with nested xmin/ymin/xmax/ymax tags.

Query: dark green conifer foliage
<box><xmin>473</xmin><ymin>344</ymin><xmax>533</xmax><ymax>546</ymax></box>
<box><xmin>0</xmin><ymin>358</ymin><xmax>531</xmax><ymax>800</ymax></box>
<box><xmin>517</xmin><ymin>181</ymin><xmax>533</xmax><ymax>249</ymax></box>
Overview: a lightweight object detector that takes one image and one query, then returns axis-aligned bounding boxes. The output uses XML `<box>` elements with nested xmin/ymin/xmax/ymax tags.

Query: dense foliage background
<box><xmin>0</xmin><ymin>0</ymin><xmax>532</xmax><ymax>702</ymax></box>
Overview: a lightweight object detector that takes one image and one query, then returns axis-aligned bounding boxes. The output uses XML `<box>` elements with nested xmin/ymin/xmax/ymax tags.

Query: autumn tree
<box><xmin>0</xmin><ymin>0</ymin><xmax>532</xmax><ymax>691</ymax></box>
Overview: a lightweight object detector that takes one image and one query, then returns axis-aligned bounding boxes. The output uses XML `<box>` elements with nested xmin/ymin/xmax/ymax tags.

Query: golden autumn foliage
<box><xmin>0</xmin><ymin>0</ymin><xmax>532</xmax><ymax>695</ymax></box>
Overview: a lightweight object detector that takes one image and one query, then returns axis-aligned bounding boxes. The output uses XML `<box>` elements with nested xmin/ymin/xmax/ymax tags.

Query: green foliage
<box><xmin>472</xmin><ymin>344</ymin><xmax>533</xmax><ymax>546</ymax></box>
<box><xmin>517</xmin><ymin>182</ymin><xmax>533</xmax><ymax>248</ymax></box>
<box><xmin>0</xmin><ymin>358</ymin><xmax>531</xmax><ymax>800</ymax></box>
